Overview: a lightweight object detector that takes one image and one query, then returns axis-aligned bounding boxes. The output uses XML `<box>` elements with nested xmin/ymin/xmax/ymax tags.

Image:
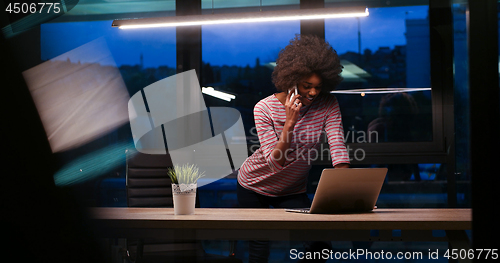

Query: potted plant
<box><xmin>167</xmin><ymin>164</ymin><xmax>205</xmax><ymax>215</ymax></box>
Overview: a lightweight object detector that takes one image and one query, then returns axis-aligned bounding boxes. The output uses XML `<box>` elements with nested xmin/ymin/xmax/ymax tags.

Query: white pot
<box><xmin>171</xmin><ymin>183</ymin><xmax>197</xmax><ymax>215</ymax></box>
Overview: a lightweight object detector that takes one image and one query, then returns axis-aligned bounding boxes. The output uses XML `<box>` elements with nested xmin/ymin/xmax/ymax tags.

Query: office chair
<box><xmin>126</xmin><ymin>151</ymin><xmax>241</xmax><ymax>263</ymax></box>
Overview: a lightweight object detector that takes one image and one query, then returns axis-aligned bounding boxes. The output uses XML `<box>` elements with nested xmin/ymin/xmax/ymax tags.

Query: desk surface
<box><xmin>89</xmin><ymin>208</ymin><xmax>471</xmax><ymax>231</ymax></box>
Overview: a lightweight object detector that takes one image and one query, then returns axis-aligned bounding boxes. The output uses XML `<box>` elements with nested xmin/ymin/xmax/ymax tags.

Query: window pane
<box><xmin>39</xmin><ymin>21</ymin><xmax>176</xmax><ymax>203</ymax></box>
<box><xmin>325</xmin><ymin>5</ymin><xmax>433</xmax><ymax>143</ymax></box>
<box><xmin>42</xmin><ymin>21</ymin><xmax>176</xmax><ymax>70</ymax></box>
<box><xmin>42</xmin><ymin>20</ymin><xmax>176</xmax><ymax>96</ymax></box>
<box><xmin>201</xmin><ymin>21</ymin><xmax>300</xmax><ymax>147</ymax></box>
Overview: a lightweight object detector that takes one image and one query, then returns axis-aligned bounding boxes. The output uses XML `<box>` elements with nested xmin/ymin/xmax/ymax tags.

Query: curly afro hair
<box><xmin>272</xmin><ymin>34</ymin><xmax>343</xmax><ymax>93</ymax></box>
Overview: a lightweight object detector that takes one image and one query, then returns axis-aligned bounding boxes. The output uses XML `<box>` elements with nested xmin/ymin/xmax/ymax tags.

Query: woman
<box><xmin>237</xmin><ymin>35</ymin><xmax>350</xmax><ymax>262</ymax></box>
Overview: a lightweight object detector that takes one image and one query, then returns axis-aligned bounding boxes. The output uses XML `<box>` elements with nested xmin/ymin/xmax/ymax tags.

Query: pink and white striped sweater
<box><xmin>237</xmin><ymin>93</ymin><xmax>350</xmax><ymax>197</ymax></box>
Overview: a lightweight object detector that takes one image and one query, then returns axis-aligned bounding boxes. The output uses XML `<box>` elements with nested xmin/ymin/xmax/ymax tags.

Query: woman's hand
<box><xmin>334</xmin><ymin>163</ymin><xmax>350</xmax><ymax>168</ymax></box>
<box><xmin>285</xmin><ymin>90</ymin><xmax>302</xmax><ymax>129</ymax></box>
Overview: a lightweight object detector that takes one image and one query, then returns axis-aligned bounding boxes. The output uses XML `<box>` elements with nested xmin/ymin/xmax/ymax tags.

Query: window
<box><xmin>41</xmin><ymin>21</ymin><xmax>176</xmax><ymax>97</ymax></box>
<box><xmin>38</xmin><ymin>20</ymin><xmax>176</xmax><ymax>204</ymax></box>
<box><xmin>325</xmin><ymin>5</ymin><xmax>432</xmax><ymax>144</ymax></box>
<box><xmin>31</xmin><ymin>1</ymin><xmax>463</xmax><ymax>208</ymax></box>
<box><xmin>201</xmin><ymin>20</ymin><xmax>300</xmax><ymax>150</ymax></box>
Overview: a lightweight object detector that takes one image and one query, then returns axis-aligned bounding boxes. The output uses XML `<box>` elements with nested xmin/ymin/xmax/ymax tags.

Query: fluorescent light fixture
<box><xmin>112</xmin><ymin>6</ymin><xmax>368</xmax><ymax>29</ymax></box>
<box><xmin>330</xmin><ymin>88</ymin><xmax>431</xmax><ymax>95</ymax></box>
<box><xmin>202</xmin><ymin>87</ymin><xmax>236</xmax><ymax>102</ymax></box>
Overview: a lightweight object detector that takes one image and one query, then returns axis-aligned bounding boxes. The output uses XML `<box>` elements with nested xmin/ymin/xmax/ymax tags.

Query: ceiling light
<box><xmin>330</xmin><ymin>88</ymin><xmax>431</xmax><ymax>95</ymax></box>
<box><xmin>112</xmin><ymin>6</ymin><xmax>368</xmax><ymax>29</ymax></box>
<box><xmin>202</xmin><ymin>87</ymin><xmax>236</xmax><ymax>102</ymax></box>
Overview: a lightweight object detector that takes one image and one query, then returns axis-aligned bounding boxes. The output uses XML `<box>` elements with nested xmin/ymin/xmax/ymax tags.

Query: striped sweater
<box><xmin>238</xmin><ymin>93</ymin><xmax>350</xmax><ymax>197</ymax></box>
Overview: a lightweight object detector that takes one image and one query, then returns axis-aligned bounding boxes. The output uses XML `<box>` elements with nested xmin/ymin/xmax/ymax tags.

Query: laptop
<box><xmin>285</xmin><ymin>168</ymin><xmax>388</xmax><ymax>214</ymax></box>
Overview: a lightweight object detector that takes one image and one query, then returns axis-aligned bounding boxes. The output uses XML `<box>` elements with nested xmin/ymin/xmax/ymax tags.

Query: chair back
<box><xmin>125</xmin><ymin>151</ymin><xmax>239</xmax><ymax>262</ymax></box>
<box><xmin>126</xmin><ymin>152</ymin><xmax>173</xmax><ymax>207</ymax></box>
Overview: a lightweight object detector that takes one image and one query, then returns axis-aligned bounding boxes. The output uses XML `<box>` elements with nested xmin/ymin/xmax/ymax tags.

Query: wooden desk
<box><xmin>90</xmin><ymin>208</ymin><xmax>473</xmax><ymax>262</ymax></box>
<box><xmin>89</xmin><ymin>208</ymin><xmax>470</xmax><ymax>245</ymax></box>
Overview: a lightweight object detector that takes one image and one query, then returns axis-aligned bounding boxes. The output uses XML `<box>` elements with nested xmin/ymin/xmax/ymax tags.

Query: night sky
<box><xmin>41</xmin><ymin>5</ymin><xmax>428</xmax><ymax>68</ymax></box>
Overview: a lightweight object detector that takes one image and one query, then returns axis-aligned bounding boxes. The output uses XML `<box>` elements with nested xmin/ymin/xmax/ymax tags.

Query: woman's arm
<box><xmin>270</xmin><ymin>91</ymin><xmax>302</xmax><ymax>167</ymax></box>
<box><xmin>325</xmin><ymin>96</ymin><xmax>351</xmax><ymax>168</ymax></box>
<box><xmin>254</xmin><ymin>92</ymin><xmax>302</xmax><ymax>172</ymax></box>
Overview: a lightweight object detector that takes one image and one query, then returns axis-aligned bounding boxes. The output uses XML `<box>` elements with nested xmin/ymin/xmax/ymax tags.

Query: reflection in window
<box><xmin>326</xmin><ymin>5</ymin><xmax>433</xmax><ymax>143</ymax></box>
<box><xmin>42</xmin><ymin>21</ymin><xmax>176</xmax><ymax>95</ymax></box>
<box><xmin>40</xmin><ymin>21</ymin><xmax>176</xmax><ymax>184</ymax></box>
<box><xmin>335</xmin><ymin>90</ymin><xmax>432</xmax><ymax>143</ymax></box>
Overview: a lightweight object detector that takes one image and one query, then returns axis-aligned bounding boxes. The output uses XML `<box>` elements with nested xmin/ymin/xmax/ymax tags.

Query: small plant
<box><xmin>167</xmin><ymin>164</ymin><xmax>205</xmax><ymax>185</ymax></box>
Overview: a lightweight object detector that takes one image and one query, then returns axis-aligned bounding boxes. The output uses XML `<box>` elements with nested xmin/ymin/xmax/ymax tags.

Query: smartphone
<box><xmin>289</xmin><ymin>85</ymin><xmax>297</xmax><ymax>102</ymax></box>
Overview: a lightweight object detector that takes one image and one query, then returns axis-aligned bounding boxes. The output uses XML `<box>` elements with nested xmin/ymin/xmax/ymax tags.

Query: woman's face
<box><xmin>297</xmin><ymin>73</ymin><xmax>322</xmax><ymax>106</ymax></box>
